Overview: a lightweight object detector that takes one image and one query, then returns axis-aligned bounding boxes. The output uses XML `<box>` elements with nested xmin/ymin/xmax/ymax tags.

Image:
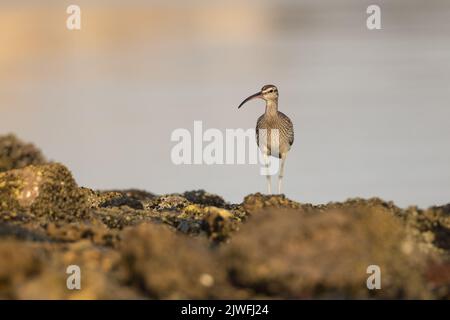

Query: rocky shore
<box><xmin>0</xmin><ymin>134</ymin><xmax>448</xmax><ymax>299</ymax></box>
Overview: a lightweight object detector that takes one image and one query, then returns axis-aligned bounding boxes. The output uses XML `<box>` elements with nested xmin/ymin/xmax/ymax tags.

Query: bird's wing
<box><xmin>255</xmin><ymin>114</ymin><xmax>265</xmax><ymax>146</ymax></box>
<box><xmin>279</xmin><ymin>112</ymin><xmax>294</xmax><ymax>146</ymax></box>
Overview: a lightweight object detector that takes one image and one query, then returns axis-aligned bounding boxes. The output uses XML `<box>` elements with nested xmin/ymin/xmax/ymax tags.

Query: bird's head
<box><xmin>238</xmin><ymin>84</ymin><xmax>278</xmax><ymax>109</ymax></box>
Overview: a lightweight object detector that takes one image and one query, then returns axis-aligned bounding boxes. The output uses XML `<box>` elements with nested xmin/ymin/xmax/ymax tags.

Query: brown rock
<box><xmin>0</xmin><ymin>163</ymin><xmax>89</xmax><ymax>221</ymax></box>
<box><xmin>0</xmin><ymin>239</ymin><xmax>44</xmax><ymax>299</ymax></box>
<box><xmin>0</xmin><ymin>134</ymin><xmax>46</xmax><ymax>172</ymax></box>
<box><xmin>242</xmin><ymin>193</ymin><xmax>301</xmax><ymax>215</ymax></box>
<box><xmin>119</xmin><ymin>222</ymin><xmax>231</xmax><ymax>299</ymax></box>
<box><xmin>222</xmin><ymin>208</ymin><xmax>430</xmax><ymax>299</ymax></box>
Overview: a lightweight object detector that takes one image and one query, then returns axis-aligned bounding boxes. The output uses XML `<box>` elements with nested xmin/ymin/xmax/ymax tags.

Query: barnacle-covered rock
<box><xmin>0</xmin><ymin>134</ymin><xmax>46</xmax><ymax>172</ymax></box>
<box><xmin>0</xmin><ymin>163</ymin><xmax>88</xmax><ymax>221</ymax></box>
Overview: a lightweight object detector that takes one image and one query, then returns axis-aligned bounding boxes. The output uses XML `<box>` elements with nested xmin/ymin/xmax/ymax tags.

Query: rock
<box><xmin>0</xmin><ymin>163</ymin><xmax>89</xmax><ymax>221</ymax></box>
<box><xmin>424</xmin><ymin>261</ymin><xmax>450</xmax><ymax>299</ymax></box>
<box><xmin>89</xmin><ymin>189</ymin><xmax>155</xmax><ymax>209</ymax></box>
<box><xmin>183</xmin><ymin>190</ymin><xmax>227</xmax><ymax>207</ymax></box>
<box><xmin>119</xmin><ymin>222</ymin><xmax>231</xmax><ymax>299</ymax></box>
<box><xmin>0</xmin><ymin>135</ymin><xmax>448</xmax><ymax>299</ymax></box>
<box><xmin>99</xmin><ymin>195</ymin><xmax>144</xmax><ymax>210</ymax></box>
<box><xmin>0</xmin><ymin>238</ymin><xmax>140</xmax><ymax>299</ymax></box>
<box><xmin>0</xmin><ymin>223</ymin><xmax>50</xmax><ymax>242</ymax></box>
<box><xmin>403</xmin><ymin>204</ymin><xmax>450</xmax><ymax>255</ymax></box>
<box><xmin>0</xmin><ymin>134</ymin><xmax>46</xmax><ymax>172</ymax></box>
<box><xmin>242</xmin><ymin>193</ymin><xmax>301</xmax><ymax>215</ymax></box>
<box><xmin>108</xmin><ymin>189</ymin><xmax>156</xmax><ymax>201</ymax></box>
<box><xmin>80</xmin><ymin>188</ymin><xmax>123</xmax><ymax>209</ymax></box>
<box><xmin>45</xmin><ymin>221</ymin><xmax>118</xmax><ymax>246</ymax></box>
<box><xmin>0</xmin><ymin>239</ymin><xmax>44</xmax><ymax>299</ymax></box>
<box><xmin>221</xmin><ymin>208</ymin><xmax>430</xmax><ymax>299</ymax></box>
<box><xmin>203</xmin><ymin>206</ymin><xmax>237</xmax><ymax>242</ymax></box>
<box><xmin>148</xmin><ymin>194</ymin><xmax>190</xmax><ymax>211</ymax></box>
<box><xmin>92</xmin><ymin>206</ymin><xmax>158</xmax><ymax>230</ymax></box>
<box><xmin>154</xmin><ymin>203</ymin><xmax>239</xmax><ymax>241</ymax></box>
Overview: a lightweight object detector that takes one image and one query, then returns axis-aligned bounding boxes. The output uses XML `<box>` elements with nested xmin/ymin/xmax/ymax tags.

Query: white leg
<box><xmin>278</xmin><ymin>153</ymin><xmax>286</xmax><ymax>194</ymax></box>
<box><xmin>264</xmin><ymin>153</ymin><xmax>272</xmax><ymax>194</ymax></box>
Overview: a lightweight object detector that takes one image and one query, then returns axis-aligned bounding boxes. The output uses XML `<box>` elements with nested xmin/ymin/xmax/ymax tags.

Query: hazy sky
<box><xmin>1</xmin><ymin>0</ymin><xmax>449</xmax><ymax>208</ymax></box>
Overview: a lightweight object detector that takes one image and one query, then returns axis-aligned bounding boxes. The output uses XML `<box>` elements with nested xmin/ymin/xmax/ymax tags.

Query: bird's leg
<box><xmin>278</xmin><ymin>153</ymin><xmax>286</xmax><ymax>194</ymax></box>
<box><xmin>264</xmin><ymin>153</ymin><xmax>272</xmax><ymax>194</ymax></box>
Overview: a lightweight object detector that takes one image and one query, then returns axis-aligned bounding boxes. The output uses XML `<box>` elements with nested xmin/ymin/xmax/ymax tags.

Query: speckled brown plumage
<box><xmin>256</xmin><ymin>111</ymin><xmax>294</xmax><ymax>158</ymax></box>
<box><xmin>238</xmin><ymin>84</ymin><xmax>294</xmax><ymax>194</ymax></box>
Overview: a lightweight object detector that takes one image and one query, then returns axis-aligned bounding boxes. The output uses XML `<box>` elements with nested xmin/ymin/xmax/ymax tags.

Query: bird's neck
<box><xmin>265</xmin><ymin>99</ymin><xmax>278</xmax><ymax>117</ymax></box>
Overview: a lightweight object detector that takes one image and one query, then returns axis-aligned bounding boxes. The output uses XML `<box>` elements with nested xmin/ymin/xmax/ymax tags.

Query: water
<box><xmin>1</xmin><ymin>0</ymin><xmax>449</xmax><ymax>207</ymax></box>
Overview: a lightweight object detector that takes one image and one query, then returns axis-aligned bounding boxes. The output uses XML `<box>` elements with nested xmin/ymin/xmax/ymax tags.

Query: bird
<box><xmin>238</xmin><ymin>84</ymin><xmax>294</xmax><ymax>194</ymax></box>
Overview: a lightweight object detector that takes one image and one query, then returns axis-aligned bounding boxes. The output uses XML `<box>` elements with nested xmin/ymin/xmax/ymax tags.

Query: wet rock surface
<box><xmin>0</xmin><ymin>134</ymin><xmax>448</xmax><ymax>299</ymax></box>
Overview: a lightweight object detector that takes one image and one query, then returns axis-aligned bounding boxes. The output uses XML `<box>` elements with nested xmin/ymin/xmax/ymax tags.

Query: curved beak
<box><xmin>238</xmin><ymin>91</ymin><xmax>262</xmax><ymax>109</ymax></box>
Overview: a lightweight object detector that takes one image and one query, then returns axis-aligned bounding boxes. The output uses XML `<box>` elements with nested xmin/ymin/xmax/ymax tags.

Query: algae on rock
<box><xmin>0</xmin><ymin>163</ymin><xmax>89</xmax><ymax>221</ymax></box>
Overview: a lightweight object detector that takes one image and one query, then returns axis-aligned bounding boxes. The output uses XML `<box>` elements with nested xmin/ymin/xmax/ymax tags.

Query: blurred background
<box><xmin>0</xmin><ymin>0</ymin><xmax>449</xmax><ymax>207</ymax></box>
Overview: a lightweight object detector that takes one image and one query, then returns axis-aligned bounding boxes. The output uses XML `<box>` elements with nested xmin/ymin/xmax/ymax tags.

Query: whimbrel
<box><xmin>238</xmin><ymin>85</ymin><xmax>294</xmax><ymax>194</ymax></box>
